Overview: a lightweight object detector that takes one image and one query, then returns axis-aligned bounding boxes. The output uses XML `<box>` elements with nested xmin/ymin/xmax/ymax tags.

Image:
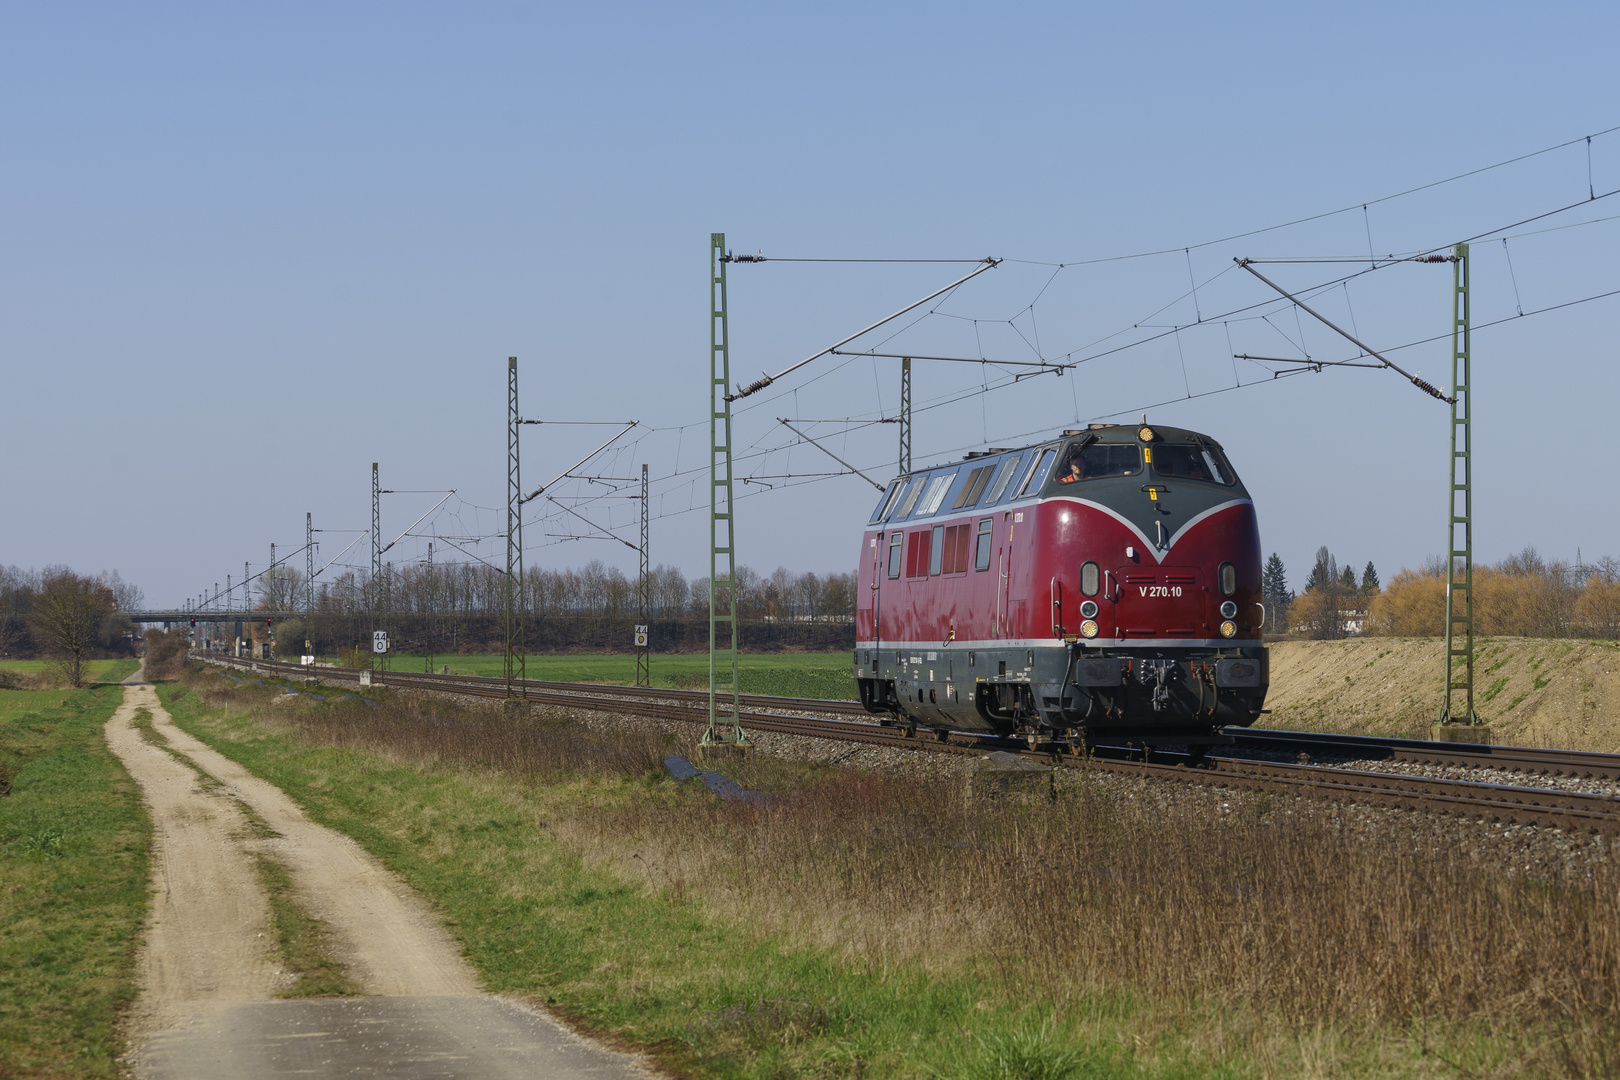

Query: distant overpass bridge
<box><xmin>124</xmin><ymin>611</ymin><xmax>304</xmax><ymax>626</ymax></box>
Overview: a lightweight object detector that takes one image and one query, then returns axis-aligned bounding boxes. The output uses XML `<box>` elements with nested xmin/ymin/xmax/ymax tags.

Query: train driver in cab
<box><xmin>1058</xmin><ymin>445</ymin><xmax>1087</xmax><ymax>484</ymax></box>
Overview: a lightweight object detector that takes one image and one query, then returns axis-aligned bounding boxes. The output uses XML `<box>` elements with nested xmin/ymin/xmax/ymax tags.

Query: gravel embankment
<box><xmin>268</xmin><ymin>673</ymin><xmax>1616</xmax><ymax>877</ymax></box>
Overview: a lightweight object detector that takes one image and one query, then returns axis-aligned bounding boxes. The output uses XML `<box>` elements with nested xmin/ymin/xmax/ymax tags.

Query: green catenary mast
<box><xmin>1438</xmin><ymin>243</ymin><xmax>1481</xmax><ymax>729</ymax></box>
<box><xmin>705</xmin><ymin>234</ymin><xmax>746</xmax><ymax>747</ymax></box>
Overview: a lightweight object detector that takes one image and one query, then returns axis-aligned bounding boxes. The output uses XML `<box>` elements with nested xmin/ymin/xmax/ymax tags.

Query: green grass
<box><xmin>252</xmin><ymin>850</ymin><xmax>363</xmax><ymax>998</ymax></box>
<box><xmin>0</xmin><ymin>679</ymin><xmax>149</xmax><ymax>1078</ymax></box>
<box><xmin>157</xmin><ymin>681</ymin><xmax>1242</xmax><ymax>1080</ymax></box>
<box><xmin>0</xmin><ymin>659</ymin><xmax>141</xmax><ymax>684</ymax></box>
<box><xmin>381</xmin><ymin>651</ymin><xmax>859</xmax><ymax>700</ymax></box>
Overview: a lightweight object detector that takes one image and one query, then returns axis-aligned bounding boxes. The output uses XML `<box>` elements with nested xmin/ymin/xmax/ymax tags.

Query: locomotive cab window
<box><xmin>886</xmin><ymin>532</ymin><xmax>903</xmax><ymax>578</ymax></box>
<box><xmin>1151</xmin><ymin>443</ymin><xmax>1237</xmax><ymax>485</ymax></box>
<box><xmin>1055</xmin><ymin>442</ymin><xmax>1142</xmax><ymax>485</ymax></box>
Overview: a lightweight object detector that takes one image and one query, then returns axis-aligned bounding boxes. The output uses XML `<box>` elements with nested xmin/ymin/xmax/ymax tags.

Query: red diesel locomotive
<box><xmin>853</xmin><ymin>422</ymin><xmax>1268</xmax><ymax>747</ymax></box>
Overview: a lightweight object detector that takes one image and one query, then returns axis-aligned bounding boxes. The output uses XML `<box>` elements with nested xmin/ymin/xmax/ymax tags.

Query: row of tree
<box><xmin>1368</xmin><ymin>548</ymin><xmax>1620</xmax><ymax>638</ymax></box>
<box><xmin>249</xmin><ymin>560</ymin><xmax>859</xmax><ymax>624</ymax></box>
<box><xmin>1265</xmin><ymin>546</ymin><xmax>1620</xmax><ymax>639</ymax></box>
<box><xmin>0</xmin><ymin>566</ymin><xmax>141</xmax><ymax>684</ymax></box>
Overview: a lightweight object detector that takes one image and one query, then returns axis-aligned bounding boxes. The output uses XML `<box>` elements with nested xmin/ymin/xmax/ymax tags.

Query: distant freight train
<box><xmin>853</xmin><ymin>422</ymin><xmax>1268</xmax><ymax>751</ymax></box>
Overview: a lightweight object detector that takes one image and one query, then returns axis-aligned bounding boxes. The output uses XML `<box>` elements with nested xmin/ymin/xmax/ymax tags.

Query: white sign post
<box><xmin>373</xmin><ymin>631</ymin><xmax>389</xmax><ymax>654</ymax></box>
<box><xmin>634</xmin><ymin>624</ymin><xmax>648</xmax><ymax>648</ymax></box>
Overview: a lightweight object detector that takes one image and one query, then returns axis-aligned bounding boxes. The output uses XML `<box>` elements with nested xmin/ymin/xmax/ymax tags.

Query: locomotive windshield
<box><xmin>1151</xmin><ymin>443</ymin><xmax>1237</xmax><ymax>486</ymax></box>
<box><xmin>1054</xmin><ymin>441</ymin><xmax>1142</xmax><ymax>485</ymax></box>
<box><xmin>869</xmin><ymin>479</ymin><xmax>905</xmax><ymax>523</ymax></box>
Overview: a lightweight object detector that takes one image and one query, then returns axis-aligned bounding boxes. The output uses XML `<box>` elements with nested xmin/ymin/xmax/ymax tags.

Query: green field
<box><xmin>0</xmin><ymin>659</ymin><xmax>146</xmax><ymax>1078</ymax></box>
<box><xmin>0</xmin><ymin>659</ymin><xmax>144</xmax><ymax>683</ymax></box>
<box><xmin>380</xmin><ymin>651</ymin><xmax>859</xmax><ymax>700</ymax></box>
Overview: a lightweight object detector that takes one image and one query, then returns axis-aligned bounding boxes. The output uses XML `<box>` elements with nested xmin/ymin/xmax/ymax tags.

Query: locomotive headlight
<box><xmin>1079</xmin><ymin>600</ymin><xmax>1099</xmax><ymax>619</ymax></box>
<box><xmin>1138</xmin><ymin>425</ymin><xmax>1155</xmax><ymax>442</ymax></box>
<box><xmin>1219</xmin><ymin>620</ymin><xmax>1237</xmax><ymax>638</ymax></box>
<box><xmin>1220</xmin><ymin>600</ymin><xmax>1238</xmax><ymax>619</ymax></box>
<box><xmin>1079</xmin><ymin>620</ymin><xmax>1099</xmax><ymax>638</ymax></box>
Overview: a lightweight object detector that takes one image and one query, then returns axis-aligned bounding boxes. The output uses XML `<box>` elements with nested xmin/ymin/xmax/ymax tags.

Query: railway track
<box><xmin>1224</xmin><ymin>727</ymin><xmax>1620</xmax><ymax>782</ymax></box>
<box><xmin>200</xmin><ymin>655</ymin><xmax>1620</xmax><ymax>835</ymax></box>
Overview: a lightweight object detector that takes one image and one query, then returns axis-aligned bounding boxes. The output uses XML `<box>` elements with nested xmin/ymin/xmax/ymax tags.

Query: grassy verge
<box><xmin>161</xmin><ymin>668</ymin><xmax>1619</xmax><ymax>1078</ymax></box>
<box><xmin>0</xmin><ymin>678</ymin><xmax>148</xmax><ymax>1079</ymax></box>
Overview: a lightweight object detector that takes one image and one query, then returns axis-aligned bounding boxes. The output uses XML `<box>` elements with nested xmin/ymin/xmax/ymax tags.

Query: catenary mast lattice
<box><xmin>1439</xmin><ymin>243</ymin><xmax>1481</xmax><ymax>727</ymax></box>
<box><xmin>899</xmin><ymin>357</ymin><xmax>912</xmax><ymax>474</ymax></box>
<box><xmin>637</xmin><ymin>462</ymin><xmax>650</xmax><ymax>688</ymax></box>
<box><xmin>505</xmin><ymin>357</ymin><xmax>526</xmax><ymax>700</ymax></box>
<box><xmin>706</xmin><ymin>234</ymin><xmax>745</xmax><ymax>746</ymax></box>
<box><xmin>371</xmin><ymin>463</ymin><xmax>382</xmax><ymax>672</ymax></box>
<box><xmin>305</xmin><ymin>513</ymin><xmax>314</xmax><ymax>658</ymax></box>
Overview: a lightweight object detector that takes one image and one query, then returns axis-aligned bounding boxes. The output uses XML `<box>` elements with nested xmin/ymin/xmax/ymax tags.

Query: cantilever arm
<box><xmin>729</xmin><ymin>259</ymin><xmax>1002</xmax><ymax>401</ymax></box>
<box><xmin>1236</xmin><ymin>259</ymin><xmax>1452</xmax><ymax>403</ymax></box>
<box><xmin>778</xmin><ymin>420</ymin><xmax>886</xmax><ymax>491</ymax></box>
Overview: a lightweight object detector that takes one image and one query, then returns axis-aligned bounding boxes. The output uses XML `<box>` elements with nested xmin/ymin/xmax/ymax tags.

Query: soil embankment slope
<box><xmin>1264</xmin><ymin>637</ymin><xmax>1620</xmax><ymax>750</ymax></box>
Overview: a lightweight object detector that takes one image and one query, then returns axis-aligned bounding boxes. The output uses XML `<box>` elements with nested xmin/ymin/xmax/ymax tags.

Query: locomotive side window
<box><xmin>870</xmin><ymin>479</ymin><xmax>903</xmax><ymax>523</ymax></box>
<box><xmin>984</xmin><ymin>454</ymin><xmax>1021</xmax><ymax>503</ymax></box>
<box><xmin>953</xmin><ymin>465</ymin><xmax>993</xmax><ymax>509</ymax></box>
<box><xmin>887</xmin><ymin>532</ymin><xmax>903</xmax><ymax>578</ymax></box>
<box><xmin>1151</xmin><ymin>444</ymin><xmax>1236</xmax><ymax>485</ymax></box>
<box><xmin>1017</xmin><ymin>448</ymin><xmax>1057</xmax><ymax>497</ymax></box>
<box><xmin>938</xmin><ymin>524</ymin><xmax>973</xmax><ymax>573</ymax></box>
<box><xmin>915</xmin><ymin>471</ymin><xmax>958</xmax><ymax>516</ymax></box>
<box><xmin>895</xmin><ymin>476</ymin><xmax>927</xmax><ymax>518</ymax></box>
<box><xmin>929</xmin><ymin>525</ymin><xmax>945</xmax><ymax>575</ymax></box>
<box><xmin>906</xmin><ymin>530</ymin><xmax>932</xmax><ymax>577</ymax></box>
<box><xmin>974</xmin><ymin>517</ymin><xmax>993</xmax><ymax>570</ymax></box>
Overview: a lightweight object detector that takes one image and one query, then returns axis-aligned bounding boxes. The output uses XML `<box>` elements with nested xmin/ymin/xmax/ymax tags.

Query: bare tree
<box><xmin>255</xmin><ymin>565</ymin><xmax>304</xmax><ymax>610</ymax></box>
<box><xmin>28</xmin><ymin>570</ymin><xmax>115</xmax><ymax>686</ymax></box>
<box><xmin>0</xmin><ymin>564</ymin><xmax>30</xmax><ymax>657</ymax></box>
<box><xmin>99</xmin><ymin>569</ymin><xmax>145</xmax><ymax>612</ymax></box>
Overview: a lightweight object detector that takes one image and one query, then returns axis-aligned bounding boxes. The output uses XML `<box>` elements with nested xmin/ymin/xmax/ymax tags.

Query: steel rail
<box><xmin>200</xmin><ymin>656</ymin><xmax>1620</xmax><ymax>833</ymax></box>
<box><xmin>1224</xmin><ymin>727</ymin><xmax>1620</xmax><ymax>782</ymax></box>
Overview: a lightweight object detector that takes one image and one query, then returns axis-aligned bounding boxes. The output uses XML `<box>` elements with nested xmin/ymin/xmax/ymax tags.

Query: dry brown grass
<box><xmin>189</xmin><ymin>667</ymin><xmax>1620</xmax><ymax>1075</ymax></box>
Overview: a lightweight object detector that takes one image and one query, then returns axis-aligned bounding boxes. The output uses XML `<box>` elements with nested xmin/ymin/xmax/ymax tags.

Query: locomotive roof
<box><xmin>867</xmin><ymin>421</ymin><xmax>1248</xmax><ymax>531</ymax></box>
<box><xmin>905</xmin><ymin>423</ymin><xmax>1222</xmax><ymax>476</ymax></box>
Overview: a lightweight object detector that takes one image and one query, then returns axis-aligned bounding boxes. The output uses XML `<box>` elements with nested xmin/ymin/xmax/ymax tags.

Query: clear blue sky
<box><xmin>4</xmin><ymin>2</ymin><xmax>1618</xmax><ymax>606</ymax></box>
